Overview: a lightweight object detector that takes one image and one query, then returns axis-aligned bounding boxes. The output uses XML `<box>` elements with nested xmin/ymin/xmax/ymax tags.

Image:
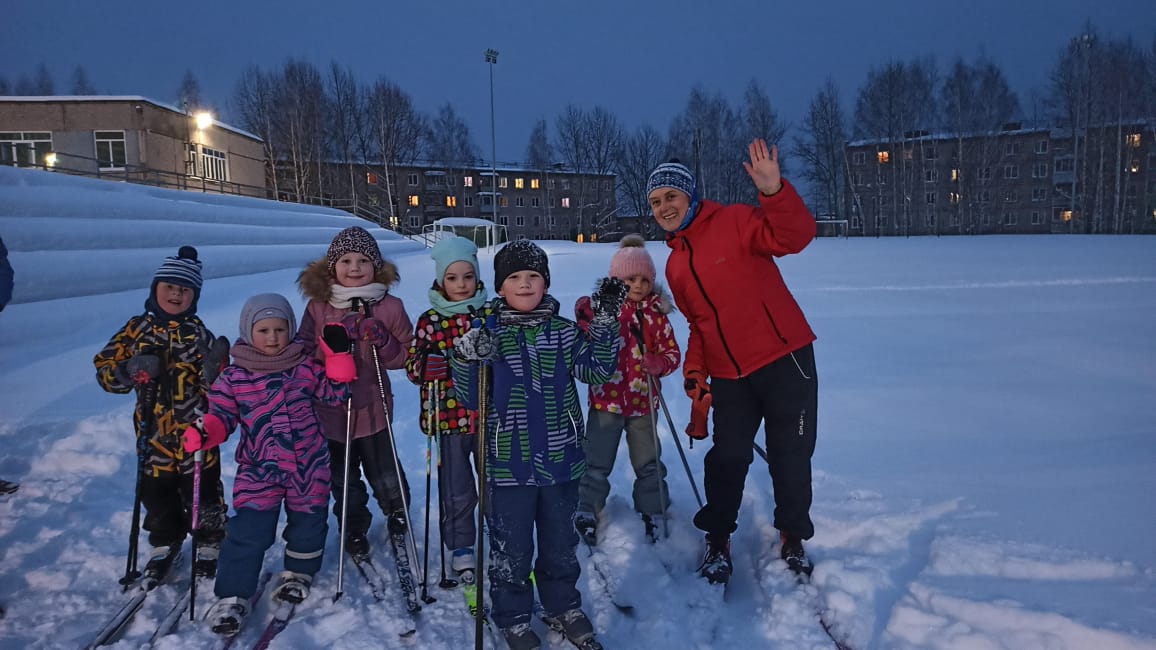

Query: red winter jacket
<box><xmin>664</xmin><ymin>179</ymin><xmax>816</xmax><ymax>380</ymax></box>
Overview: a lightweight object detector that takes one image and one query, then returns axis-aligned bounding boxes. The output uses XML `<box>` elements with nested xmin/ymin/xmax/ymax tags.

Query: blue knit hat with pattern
<box><xmin>646</xmin><ymin>161</ymin><xmax>696</xmax><ymax>199</ymax></box>
<box><xmin>153</xmin><ymin>246</ymin><xmax>203</xmax><ymax>291</ymax></box>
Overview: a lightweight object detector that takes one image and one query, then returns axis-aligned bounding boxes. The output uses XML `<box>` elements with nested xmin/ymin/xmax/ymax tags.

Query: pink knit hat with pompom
<box><xmin>608</xmin><ymin>234</ymin><xmax>655</xmax><ymax>283</ymax></box>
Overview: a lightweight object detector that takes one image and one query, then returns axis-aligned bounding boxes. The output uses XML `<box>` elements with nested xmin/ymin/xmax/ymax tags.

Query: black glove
<box><xmin>203</xmin><ymin>335</ymin><xmax>231</xmax><ymax>385</ymax></box>
<box><xmin>126</xmin><ymin>354</ymin><xmax>162</xmax><ymax>385</ymax></box>
<box><xmin>590</xmin><ymin>277</ymin><xmax>629</xmax><ymax>327</ymax></box>
<box><xmin>456</xmin><ymin>328</ymin><xmax>497</xmax><ymax>362</ymax></box>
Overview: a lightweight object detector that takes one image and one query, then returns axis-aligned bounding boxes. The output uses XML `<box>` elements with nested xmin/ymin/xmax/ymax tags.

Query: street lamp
<box><xmin>485</xmin><ymin>48</ymin><xmax>499</xmax><ymax>227</ymax></box>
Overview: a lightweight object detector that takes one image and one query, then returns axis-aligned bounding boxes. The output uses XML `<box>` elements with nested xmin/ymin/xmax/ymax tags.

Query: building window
<box><xmin>1130</xmin><ymin>159</ymin><xmax>1141</xmax><ymax>173</ymax></box>
<box><xmin>531</xmin><ymin>197</ymin><xmax>540</xmax><ymax>208</ymax></box>
<box><xmin>978</xmin><ymin>190</ymin><xmax>991</xmax><ymax>203</ymax></box>
<box><xmin>408</xmin><ymin>195</ymin><xmax>419</xmax><ymax>206</ymax></box>
<box><xmin>949</xmin><ymin>191</ymin><xmax>961</xmax><ymax>204</ymax></box>
<box><xmin>197</xmin><ymin>145</ymin><xmax>227</xmax><ymax>181</ymax></box>
<box><xmin>1032</xmin><ymin>188</ymin><xmax>1048</xmax><ymax>202</ymax></box>
<box><xmin>464</xmin><ymin>196</ymin><xmax>473</xmax><ymax>207</ymax></box>
<box><xmin>949</xmin><ymin>213</ymin><xmax>960</xmax><ymax>226</ymax></box>
<box><xmin>515</xmin><ymin>197</ymin><xmax>525</xmax><ymax>207</ymax></box>
<box><xmin>515</xmin><ymin>215</ymin><xmax>525</xmax><ymax>226</ymax></box>
<box><xmin>408</xmin><ymin>173</ymin><xmax>418</xmax><ymax>185</ymax></box>
<box><xmin>978</xmin><ymin>167</ymin><xmax>992</xmax><ymax>182</ymax></box>
<box><xmin>1004</xmin><ymin>142</ymin><xmax>1019</xmax><ymax>156</ymax></box>
<box><xmin>1055</xmin><ymin>158</ymin><xmax>1074</xmax><ymax>173</ymax></box>
<box><xmin>1032</xmin><ymin>163</ymin><xmax>1048</xmax><ymax>178</ymax></box>
<box><xmin>951</xmin><ymin>168</ymin><xmax>961</xmax><ymax>182</ymax></box>
<box><xmin>852</xmin><ymin>151</ymin><xmax>866</xmax><ymax>165</ymax></box>
<box><xmin>0</xmin><ymin>131</ymin><xmax>53</xmax><ymax>166</ymax></box>
<box><xmin>925</xmin><ymin>191</ymin><xmax>936</xmax><ymax>205</ymax></box>
<box><xmin>499</xmin><ymin>177</ymin><xmax>508</xmax><ymax>189</ymax></box>
<box><xmin>94</xmin><ymin>131</ymin><xmax>127</xmax><ymax>169</ymax></box>
<box><xmin>534</xmin><ymin>215</ymin><xmax>541</xmax><ymax>226</ymax></box>
<box><xmin>561</xmin><ymin>197</ymin><xmax>571</xmax><ymax>208</ymax></box>
<box><xmin>1035</xmin><ymin>140</ymin><xmax>1049</xmax><ymax>154</ymax></box>
<box><xmin>561</xmin><ymin>179</ymin><xmax>570</xmax><ymax>190</ymax></box>
<box><xmin>366</xmin><ymin>172</ymin><xmax>378</xmax><ymax>185</ymax></box>
<box><xmin>877</xmin><ymin>150</ymin><xmax>890</xmax><ymax>164</ymax></box>
<box><xmin>925</xmin><ymin>212</ymin><xmax>935</xmax><ymax>227</ymax></box>
<box><xmin>1004</xmin><ymin>190</ymin><xmax>1018</xmax><ymax>203</ymax></box>
<box><xmin>463</xmin><ymin>175</ymin><xmax>473</xmax><ymax>187</ymax></box>
<box><xmin>515</xmin><ymin>177</ymin><xmax>524</xmax><ymax>189</ymax></box>
<box><xmin>982</xmin><ymin>213</ymin><xmax>991</xmax><ymax>226</ymax></box>
<box><xmin>877</xmin><ymin>172</ymin><xmax>887</xmax><ymax>185</ymax></box>
<box><xmin>924</xmin><ymin>146</ymin><xmax>938</xmax><ymax>160</ymax></box>
<box><xmin>446</xmin><ymin>196</ymin><xmax>457</xmax><ymax>208</ymax></box>
<box><xmin>852</xmin><ymin>171</ymin><xmax>863</xmax><ymax>185</ymax></box>
<box><xmin>548</xmin><ymin>178</ymin><xmax>556</xmax><ymax>189</ymax></box>
<box><xmin>531</xmin><ymin>178</ymin><xmax>540</xmax><ymax>189</ymax></box>
<box><xmin>1002</xmin><ymin>212</ymin><xmax>1016</xmax><ymax>226</ymax></box>
<box><xmin>1126</xmin><ymin>133</ymin><xmax>1141</xmax><ymax>147</ymax></box>
<box><xmin>1003</xmin><ymin>164</ymin><xmax>1019</xmax><ymax>180</ymax></box>
<box><xmin>498</xmin><ymin>215</ymin><xmax>508</xmax><ymax>226</ymax></box>
<box><xmin>500</xmin><ymin>197</ymin><xmax>509</xmax><ymax>207</ymax></box>
<box><xmin>408</xmin><ymin>215</ymin><xmax>420</xmax><ymax>228</ymax></box>
<box><xmin>1031</xmin><ymin>211</ymin><xmax>1042</xmax><ymax>225</ymax></box>
<box><xmin>603</xmin><ymin>179</ymin><xmax>612</xmax><ymax>190</ymax></box>
<box><xmin>924</xmin><ymin>169</ymin><xmax>938</xmax><ymax>183</ymax></box>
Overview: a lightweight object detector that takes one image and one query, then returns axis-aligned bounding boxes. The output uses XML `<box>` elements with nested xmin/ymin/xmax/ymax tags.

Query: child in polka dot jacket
<box><xmin>404</xmin><ymin>235</ymin><xmax>492</xmax><ymax>582</ymax></box>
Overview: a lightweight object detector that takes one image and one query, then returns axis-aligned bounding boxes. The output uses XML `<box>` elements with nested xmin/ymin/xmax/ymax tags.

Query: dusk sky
<box><xmin>5</xmin><ymin>1</ymin><xmax>1154</xmax><ymax>164</ymax></box>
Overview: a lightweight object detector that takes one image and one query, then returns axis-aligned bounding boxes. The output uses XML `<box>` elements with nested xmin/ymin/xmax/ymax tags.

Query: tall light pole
<box><xmin>485</xmin><ymin>49</ymin><xmax>499</xmax><ymax>227</ymax></box>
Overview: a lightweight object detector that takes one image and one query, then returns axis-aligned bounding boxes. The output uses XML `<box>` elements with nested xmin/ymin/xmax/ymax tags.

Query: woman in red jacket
<box><xmin>649</xmin><ymin>139</ymin><xmax>818</xmax><ymax>585</ymax></box>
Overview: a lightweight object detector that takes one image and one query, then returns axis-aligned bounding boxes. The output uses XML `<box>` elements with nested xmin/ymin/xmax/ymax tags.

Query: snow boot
<box><xmin>271</xmin><ymin>570</ymin><xmax>312</xmax><ymax>605</ymax></box>
<box><xmin>642</xmin><ymin>513</ymin><xmax>659</xmax><ymax>544</ymax></box>
<box><xmin>345</xmin><ymin>533</ymin><xmax>370</xmax><ymax>561</ymax></box>
<box><xmin>452</xmin><ymin>547</ymin><xmax>476</xmax><ymax>575</ymax></box>
<box><xmin>206</xmin><ymin>596</ymin><xmax>249</xmax><ymax>636</ymax></box>
<box><xmin>541</xmin><ymin>607</ymin><xmax>598</xmax><ymax>647</ymax></box>
<box><xmin>387</xmin><ymin>510</ymin><xmax>408</xmax><ymax>535</ymax></box>
<box><xmin>698</xmin><ymin>533</ymin><xmax>732</xmax><ymax>585</ymax></box>
<box><xmin>574</xmin><ymin>511</ymin><xmax>598</xmax><ymax>546</ymax></box>
<box><xmin>194</xmin><ymin>544</ymin><xmax>219</xmax><ymax>578</ymax></box>
<box><xmin>143</xmin><ymin>543</ymin><xmax>182</xmax><ymax>586</ymax></box>
<box><xmin>780</xmin><ymin>532</ymin><xmax>813</xmax><ymax>577</ymax></box>
<box><xmin>501</xmin><ymin>622</ymin><xmax>543</xmax><ymax>650</ymax></box>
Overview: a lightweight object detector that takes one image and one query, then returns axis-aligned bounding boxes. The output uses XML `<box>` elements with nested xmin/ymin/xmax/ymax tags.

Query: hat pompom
<box><xmin>619</xmin><ymin>234</ymin><xmax>646</xmax><ymax>249</ymax></box>
<box><xmin>609</xmin><ymin>235</ymin><xmax>656</xmax><ymax>283</ymax></box>
<box><xmin>178</xmin><ymin>245</ymin><xmax>198</xmax><ymax>261</ymax></box>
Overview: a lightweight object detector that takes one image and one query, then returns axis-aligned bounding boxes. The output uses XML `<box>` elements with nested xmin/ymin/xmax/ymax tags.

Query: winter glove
<box><xmin>684</xmin><ymin>367</ymin><xmax>712</xmax><ymax>441</ymax></box>
<box><xmin>202</xmin><ymin>335</ymin><xmax>231</xmax><ymax>385</ymax></box>
<box><xmin>423</xmin><ymin>353</ymin><xmax>449</xmax><ymax>381</ymax></box>
<box><xmin>126</xmin><ymin>354</ymin><xmax>162</xmax><ymax>385</ymax></box>
<box><xmin>182</xmin><ymin>413</ymin><xmax>228</xmax><ymax>452</ymax></box>
<box><xmin>320</xmin><ymin>323</ymin><xmax>357</xmax><ymax>382</ymax></box>
<box><xmin>573</xmin><ymin>297</ymin><xmax>594</xmax><ymax>333</ymax></box>
<box><xmin>455</xmin><ymin>327</ymin><xmax>497</xmax><ymax>362</ymax></box>
<box><xmin>641</xmin><ymin>353</ymin><xmax>666</xmax><ymax>377</ymax></box>
<box><xmin>356</xmin><ymin>317</ymin><xmax>390</xmax><ymax>347</ymax></box>
<box><xmin>590</xmin><ymin>277</ymin><xmax>629</xmax><ymax>328</ymax></box>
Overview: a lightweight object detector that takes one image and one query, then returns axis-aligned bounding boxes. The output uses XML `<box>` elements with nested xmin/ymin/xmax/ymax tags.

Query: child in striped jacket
<box><xmin>184</xmin><ymin>293</ymin><xmax>353</xmax><ymax>636</ymax></box>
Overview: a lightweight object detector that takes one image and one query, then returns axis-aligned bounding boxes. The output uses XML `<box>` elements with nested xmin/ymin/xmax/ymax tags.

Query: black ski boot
<box><xmin>143</xmin><ymin>543</ymin><xmax>182</xmax><ymax>587</ymax></box>
<box><xmin>541</xmin><ymin>607</ymin><xmax>602</xmax><ymax>649</ymax></box>
<box><xmin>194</xmin><ymin>544</ymin><xmax>219</xmax><ymax>578</ymax></box>
<box><xmin>501</xmin><ymin>622</ymin><xmax>542</xmax><ymax>650</ymax></box>
<box><xmin>780</xmin><ymin>532</ymin><xmax>813</xmax><ymax>577</ymax></box>
<box><xmin>574</xmin><ymin>511</ymin><xmax>598</xmax><ymax>546</ymax></box>
<box><xmin>698</xmin><ymin>534</ymin><xmax>732</xmax><ymax>585</ymax></box>
<box><xmin>387</xmin><ymin>510</ymin><xmax>408</xmax><ymax>535</ymax></box>
<box><xmin>345</xmin><ymin>533</ymin><xmax>370</xmax><ymax>561</ymax></box>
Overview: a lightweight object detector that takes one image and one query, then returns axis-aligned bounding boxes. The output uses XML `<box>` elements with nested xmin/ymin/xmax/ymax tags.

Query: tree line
<box><xmin>6</xmin><ymin>23</ymin><xmax>1153</xmax><ymax>235</ymax></box>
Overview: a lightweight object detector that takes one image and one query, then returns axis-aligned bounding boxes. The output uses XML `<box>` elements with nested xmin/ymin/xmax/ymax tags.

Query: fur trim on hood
<box><xmin>652</xmin><ymin>282</ymin><xmax>675</xmax><ymax>315</ymax></box>
<box><xmin>298</xmin><ymin>257</ymin><xmax>400</xmax><ymax>302</ymax></box>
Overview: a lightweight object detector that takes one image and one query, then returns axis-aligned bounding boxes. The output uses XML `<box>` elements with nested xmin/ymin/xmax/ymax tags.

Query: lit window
<box><xmin>1061</xmin><ymin>209</ymin><xmax>1073</xmax><ymax>222</ymax></box>
<box><xmin>366</xmin><ymin>172</ymin><xmax>378</xmax><ymax>185</ymax></box>
<box><xmin>499</xmin><ymin>177</ymin><xmax>508</xmax><ymax>189</ymax></box>
<box><xmin>531</xmin><ymin>178</ymin><xmax>540</xmax><ymax>189</ymax></box>
<box><xmin>463</xmin><ymin>176</ymin><xmax>473</xmax><ymax>187</ymax></box>
<box><xmin>515</xmin><ymin>178</ymin><xmax>524</xmax><ymax>189</ymax></box>
<box><xmin>562</xmin><ymin>197</ymin><xmax>571</xmax><ymax>208</ymax></box>
<box><xmin>446</xmin><ymin>196</ymin><xmax>457</xmax><ymax>208</ymax></box>
<box><xmin>195</xmin><ymin>145</ymin><xmax>227</xmax><ymax>181</ymax></box>
<box><xmin>949</xmin><ymin>192</ymin><xmax>961</xmax><ymax>204</ymax></box>
<box><xmin>951</xmin><ymin>168</ymin><xmax>961</xmax><ymax>182</ymax></box>
<box><xmin>1130</xmin><ymin>159</ymin><xmax>1141</xmax><ymax>173</ymax></box>
<box><xmin>877</xmin><ymin>151</ymin><xmax>890</xmax><ymax>164</ymax></box>
<box><xmin>1126</xmin><ymin>133</ymin><xmax>1141</xmax><ymax>148</ymax></box>
<box><xmin>408</xmin><ymin>195</ymin><xmax>419</xmax><ymax>206</ymax></box>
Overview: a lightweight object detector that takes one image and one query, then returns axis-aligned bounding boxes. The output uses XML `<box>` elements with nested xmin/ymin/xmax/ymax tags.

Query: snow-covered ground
<box><xmin>0</xmin><ymin>166</ymin><xmax>1154</xmax><ymax>649</ymax></box>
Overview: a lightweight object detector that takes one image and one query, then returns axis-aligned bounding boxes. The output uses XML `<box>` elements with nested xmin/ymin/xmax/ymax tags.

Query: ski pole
<box><xmin>121</xmin><ymin>365</ymin><xmax>160</xmax><ymax>590</ymax></box>
<box><xmin>420</xmin><ymin>382</ymin><xmax>437</xmax><ymax>602</ymax></box>
<box><xmin>436</xmin><ymin>424</ymin><xmax>457</xmax><ymax>589</ymax></box>
<box><xmin>366</xmin><ymin>323</ymin><xmax>435</xmax><ymax>604</ymax></box>
<box><xmin>474</xmin><ymin>357</ymin><xmax>489</xmax><ymax>650</ymax></box>
<box><xmin>752</xmin><ymin>441</ymin><xmax>769</xmax><ymax>464</ymax></box>
<box><xmin>189</xmin><ymin>449</ymin><xmax>203</xmax><ymax>620</ymax></box>
<box><xmin>333</xmin><ymin>394</ymin><xmax>354</xmax><ymax>603</ymax></box>
<box><xmin>632</xmin><ymin>312</ymin><xmax>669</xmax><ymax>539</ymax></box>
<box><xmin>653</xmin><ymin>388</ymin><xmax>704</xmax><ymax>509</ymax></box>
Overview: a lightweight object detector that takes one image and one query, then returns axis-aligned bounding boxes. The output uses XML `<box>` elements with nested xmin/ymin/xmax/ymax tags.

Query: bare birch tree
<box><xmin>792</xmin><ymin>78</ymin><xmax>846</xmax><ymax>220</ymax></box>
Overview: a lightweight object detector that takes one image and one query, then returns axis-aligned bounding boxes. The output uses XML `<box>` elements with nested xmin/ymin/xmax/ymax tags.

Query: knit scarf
<box><xmin>429</xmin><ymin>283</ymin><xmax>489</xmax><ymax>316</ymax></box>
<box><xmin>229</xmin><ymin>341</ymin><xmax>307</xmax><ymax>374</ymax></box>
<box><xmin>329</xmin><ymin>283</ymin><xmax>387</xmax><ymax>309</ymax></box>
<box><xmin>496</xmin><ymin>294</ymin><xmax>559</xmax><ymax>327</ymax></box>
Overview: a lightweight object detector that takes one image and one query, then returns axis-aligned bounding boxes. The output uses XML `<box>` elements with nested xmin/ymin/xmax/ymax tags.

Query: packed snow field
<box><xmin>0</xmin><ymin>167</ymin><xmax>1154</xmax><ymax>649</ymax></box>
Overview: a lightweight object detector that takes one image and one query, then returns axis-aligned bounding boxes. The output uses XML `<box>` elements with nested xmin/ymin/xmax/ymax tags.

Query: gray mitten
<box><xmin>590</xmin><ymin>277</ymin><xmax>629</xmax><ymax>327</ymax></box>
<box><xmin>126</xmin><ymin>354</ymin><xmax>163</xmax><ymax>385</ymax></box>
<box><xmin>456</xmin><ymin>328</ymin><xmax>497</xmax><ymax>362</ymax></box>
<box><xmin>202</xmin><ymin>335</ymin><xmax>231</xmax><ymax>385</ymax></box>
